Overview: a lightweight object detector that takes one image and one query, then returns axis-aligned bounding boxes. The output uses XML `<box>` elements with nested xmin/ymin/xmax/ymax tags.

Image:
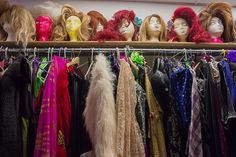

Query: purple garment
<box><xmin>34</xmin><ymin>56</ymin><xmax>67</xmax><ymax>157</ymax></box>
<box><xmin>225</xmin><ymin>50</ymin><xmax>236</xmax><ymax>63</ymax></box>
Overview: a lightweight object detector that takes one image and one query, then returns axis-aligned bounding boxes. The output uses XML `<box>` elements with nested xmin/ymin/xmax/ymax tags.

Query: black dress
<box><xmin>68</xmin><ymin>72</ymin><xmax>92</xmax><ymax>157</ymax></box>
<box><xmin>0</xmin><ymin>56</ymin><xmax>33</xmax><ymax>157</ymax></box>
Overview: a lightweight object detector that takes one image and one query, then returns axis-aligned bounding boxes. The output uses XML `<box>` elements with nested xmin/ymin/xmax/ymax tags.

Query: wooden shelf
<box><xmin>0</xmin><ymin>41</ymin><xmax>236</xmax><ymax>49</ymax></box>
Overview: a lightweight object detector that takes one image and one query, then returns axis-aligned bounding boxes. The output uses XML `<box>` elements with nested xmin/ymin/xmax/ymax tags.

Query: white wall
<box><xmin>9</xmin><ymin>0</ymin><xmax>236</xmax><ymax>23</ymax></box>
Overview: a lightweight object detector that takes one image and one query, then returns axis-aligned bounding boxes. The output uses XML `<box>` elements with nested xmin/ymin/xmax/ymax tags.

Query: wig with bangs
<box><xmin>139</xmin><ymin>14</ymin><xmax>167</xmax><ymax>41</ymax></box>
<box><xmin>87</xmin><ymin>11</ymin><xmax>107</xmax><ymax>40</ymax></box>
<box><xmin>0</xmin><ymin>5</ymin><xmax>35</xmax><ymax>47</ymax></box>
<box><xmin>167</xmin><ymin>6</ymin><xmax>210</xmax><ymax>42</ymax></box>
<box><xmin>52</xmin><ymin>5</ymin><xmax>91</xmax><ymax>41</ymax></box>
<box><xmin>93</xmin><ymin>10</ymin><xmax>138</xmax><ymax>41</ymax></box>
<box><xmin>199</xmin><ymin>2</ymin><xmax>235</xmax><ymax>42</ymax></box>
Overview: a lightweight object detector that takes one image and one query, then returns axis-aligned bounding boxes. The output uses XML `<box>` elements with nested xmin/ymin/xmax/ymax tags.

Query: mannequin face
<box><xmin>207</xmin><ymin>17</ymin><xmax>224</xmax><ymax>38</ymax></box>
<box><xmin>173</xmin><ymin>18</ymin><xmax>189</xmax><ymax>41</ymax></box>
<box><xmin>147</xmin><ymin>16</ymin><xmax>161</xmax><ymax>41</ymax></box>
<box><xmin>65</xmin><ymin>16</ymin><xmax>82</xmax><ymax>41</ymax></box>
<box><xmin>36</xmin><ymin>16</ymin><xmax>53</xmax><ymax>41</ymax></box>
<box><xmin>96</xmin><ymin>22</ymin><xmax>104</xmax><ymax>32</ymax></box>
<box><xmin>118</xmin><ymin>18</ymin><xmax>135</xmax><ymax>41</ymax></box>
<box><xmin>3</xmin><ymin>22</ymin><xmax>16</xmax><ymax>41</ymax></box>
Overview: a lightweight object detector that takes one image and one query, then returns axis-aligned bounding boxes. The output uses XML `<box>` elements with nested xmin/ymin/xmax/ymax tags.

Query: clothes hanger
<box><xmin>84</xmin><ymin>48</ymin><xmax>94</xmax><ymax>80</ymax></box>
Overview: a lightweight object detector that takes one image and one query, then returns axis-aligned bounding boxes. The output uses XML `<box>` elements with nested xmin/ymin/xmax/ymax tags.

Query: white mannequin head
<box><xmin>147</xmin><ymin>16</ymin><xmax>161</xmax><ymax>41</ymax></box>
<box><xmin>173</xmin><ymin>18</ymin><xmax>189</xmax><ymax>42</ymax></box>
<box><xmin>207</xmin><ymin>17</ymin><xmax>224</xmax><ymax>38</ymax></box>
<box><xmin>96</xmin><ymin>22</ymin><xmax>104</xmax><ymax>32</ymax></box>
<box><xmin>3</xmin><ymin>22</ymin><xmax>16</xmax><ymax>41</ymax></box>
<box><xmin>118</xmin><ymin>18</ymin><xmax>135</xmax><ymax>41</ymax></box>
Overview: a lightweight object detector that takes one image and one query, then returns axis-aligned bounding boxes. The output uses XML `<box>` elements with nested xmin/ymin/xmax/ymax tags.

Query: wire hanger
<box><xmin>84</xmin><ymin>48</ymin><xmax>94</xmax><ymax>80</ymax></box>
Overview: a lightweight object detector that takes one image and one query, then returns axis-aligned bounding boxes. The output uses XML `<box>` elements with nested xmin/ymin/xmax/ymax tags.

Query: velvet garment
<box><xmin>57</xmin><ymin>62</ymin><xmax>71</xmax><ymax>157</ymax></box>
<box><xmin>0</xmin><ymin>56</ymin><xmax>32</xmax><ymax>157</ymax></box>
<box><xmin>68</xmin><ymin>72</ymin><xmax>92</xmax><ymax>157</ymax></box>
<box><xmin>34</xmin><ymin>56</ymin><xmax>66</xmax><ymax>157</ymax></box>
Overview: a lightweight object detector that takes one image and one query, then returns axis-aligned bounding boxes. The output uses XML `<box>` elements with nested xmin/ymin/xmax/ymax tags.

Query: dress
<box><xmin>116</xmin><ymin>60</ymin><xmax>145</xmax><ymax>157</ymax></box>
<box><xmin>68</xmin><ymin>72</ymin><xmax>91</xmax><ymax>157</ymax></box>
<box><xmin>34</xmin><ymin>56</ymin><xmax>66</xmax><ymax>157</ymax></box>
<box><xmin>0</xmin><ymin>55</ymin><xmax>33</xmax><ymax>157</ymax></box>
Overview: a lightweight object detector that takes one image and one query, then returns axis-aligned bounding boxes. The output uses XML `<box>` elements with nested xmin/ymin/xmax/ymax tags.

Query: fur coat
<box><xmin>83</xmin><ymin>54</ymin><xmax>116</xmax><ymax>157</ymax></box>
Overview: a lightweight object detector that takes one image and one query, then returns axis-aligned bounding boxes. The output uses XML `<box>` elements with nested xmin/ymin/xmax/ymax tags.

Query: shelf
<box><xmin>0</xmin><ymin>41</ymin><xmax>236</xmax><ymax>49</ymax></box>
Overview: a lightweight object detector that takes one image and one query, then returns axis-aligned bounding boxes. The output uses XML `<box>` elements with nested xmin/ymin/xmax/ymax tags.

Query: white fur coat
<box><xmin>83</xmin><ymin>54</ymin><xmax>116</xmax><ymax>157</ymax></box>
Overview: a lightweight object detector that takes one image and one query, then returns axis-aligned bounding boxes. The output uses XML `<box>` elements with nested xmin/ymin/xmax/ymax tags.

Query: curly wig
<box><xmin>167</xmin><ymin>6</ymin><xmax>210</xmax><ymax>42</ymax></box>
<box><xmin>93</xmin><ymin>10</ymin><xmax>138</xmax><ymax>41</ymax></box>
<box><xmin>0</xmin><ymin>0</ymin><xmax>9</xmax><ymax>41</ymax></box>
<box><xmin>87</xmin><ymin>10</ymin><xmax>107</xmax><ymax>39</ymax></box>
<box><xmin>199</xmin><ymin>2</ymin><xmax>235</xmax><ymax>42</ymax></box>
<box><xmin>52</xmin><ymin>5</ymin><xmax>90</xmax><ymax>41</ymax></box>
<box><xmin>139</xmin><ymin>14</ymin><xmax>166</xmax><ymax>41</ymax></box>
<box><xmin>0</xmin><ymin>5</ymin><xmax>35</xmax><ymax>47</ymax></box>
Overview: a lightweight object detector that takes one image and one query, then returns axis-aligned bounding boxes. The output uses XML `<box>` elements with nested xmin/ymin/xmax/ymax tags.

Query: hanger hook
<box><xmin>64</xmin><ymin>47</ymin><xmax>67</xmax><ymax>58</ymax></box>
<box><xmin>5</xmin><ymin>47</ymin><xmax>8</xmax><ymax>60</ymax></box>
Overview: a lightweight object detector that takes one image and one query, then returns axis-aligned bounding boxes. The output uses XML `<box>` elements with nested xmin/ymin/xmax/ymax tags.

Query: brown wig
<box><xmin>52</xmin><ymin>5</ymin><xmax>90</xmax><ymax>41</ymax></box>
<box><xmin>199</xmin><ymin>2</ymin><xmax>235</xmax><ymax>42</ymax></box>
<box><xmin>87</xmin><ymin>10</ymin><xmax>107</xmax><ymax>39</ymax></box>
<box><xmin>139</xmin><ymin>14</ymin><xmax>166</xmax><ymax>41</ymax></box>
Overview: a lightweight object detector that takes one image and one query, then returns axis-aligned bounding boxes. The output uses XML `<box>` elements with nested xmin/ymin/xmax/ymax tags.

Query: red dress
<box><xmin>57</xmin><ymin>67</ymin><xmax>71</xmax><ymax>157</ymax></box>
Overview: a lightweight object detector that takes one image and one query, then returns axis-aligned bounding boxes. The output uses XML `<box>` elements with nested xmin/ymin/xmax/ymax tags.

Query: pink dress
<box><xmin>34</xmin><ymin>56</ymin><xmax>67</xmax><ymax>157</ymax></box>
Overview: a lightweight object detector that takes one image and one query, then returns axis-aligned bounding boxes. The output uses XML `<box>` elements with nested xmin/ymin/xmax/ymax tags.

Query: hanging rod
<box><xmin>0</xmin><ymin>41</ymin><xmax>236</xmax><ymax>49</ymax></box>
<box><xmin>1</xmin><ymin>47</ymin><xmax>226</xmax><ymax>56</ymax></box>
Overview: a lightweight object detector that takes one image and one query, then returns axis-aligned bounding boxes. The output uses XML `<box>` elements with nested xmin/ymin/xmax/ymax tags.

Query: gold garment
<box><xmin>116</xmin><ymin>61</ymin><xmax>145</xmax><ymax>157</ymax></box>
<box><xmin>145</xmin><ymin>69</ymin><xmax>167</xmax><ymax>157</ymax></box>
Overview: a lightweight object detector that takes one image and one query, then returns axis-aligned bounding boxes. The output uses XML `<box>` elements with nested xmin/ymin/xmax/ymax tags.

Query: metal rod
<box><xmin>0</xmin><ymin>47</ymin><xmax>229</xmax><ymax>56</ymax></box>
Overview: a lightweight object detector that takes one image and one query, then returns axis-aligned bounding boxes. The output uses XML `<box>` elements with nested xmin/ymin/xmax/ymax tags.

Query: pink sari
<box><xmin>34</xmin><ymin>56</ymin><xmax>67</xmax><ymax>157</ymax></box>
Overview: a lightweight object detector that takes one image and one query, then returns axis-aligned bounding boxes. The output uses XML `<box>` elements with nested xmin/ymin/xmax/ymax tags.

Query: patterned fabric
<box><xmin>34</xmin><ymin>56</ymin><xmax>65</xmax><ymax>157</ymax></box>
<box><xmin>187</xmin><ymin>69</ymin><xmax>203</xmax><ymax>157</ymax></box>
<box><xmin>145</xmin><ymin>69</ymin><xmax>167</xmax><ymax>157</ymax></box>
<box><xmin>135</xmin><ymin>82</ymin><xmax>147</xmax><ymax>145</ymax></box>
<box><xmin>116</xmin><ymin>60</ymin><xmax>145</xmax><ymax>157</ymax></box>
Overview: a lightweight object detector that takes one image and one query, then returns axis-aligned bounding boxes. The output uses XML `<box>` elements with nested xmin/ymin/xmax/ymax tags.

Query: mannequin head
<box><xmin>92</xmin><ymin>10</ymin><xmax>138</xmax><ymax>41</ymax></box>
<box><xmin>168</xmin><ymin>6</ymin><xmax>210</xmax><ymax>42</ymax></box>
<box><xmin>139</xmin><ymin>14</ymin><xmax>166</xmax><ymax>41</ymax></box>
<box><xmin>87</xmin><ymin>11</ymin><xmax>107</xmax><ymax>39</ymax></box>
<box><xmin>36</xmin><ymin>15</ymin><xmax>53</xmax><ymax>41</ymax></box>
<box><xmin>65</xmin><ymin>16</ymin><xmax>81</xmax><ymax>41</ymax></box>
<box><xmin>0</xmin><ymin>5</ymin><xmax>35</xmax><ymax>47</ymax></box>
<box><xmin>173</xmin><ymin>18</ymin><xmax>189</xmax><ymax>42</ymax></box>
<box><xmin>52</xmin><ymin>5</ymin><xmax>90</xmax><ymax>41</ymax></box>
<box><xmin>199</xmin><ymin>2</ymin><xmax>235</xmax><ymax>42</ymax></box>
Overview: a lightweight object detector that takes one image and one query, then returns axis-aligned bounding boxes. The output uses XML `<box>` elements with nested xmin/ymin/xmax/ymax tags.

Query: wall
<box><xmin>9</xmin><ymin>0</ymin><xmax>236</xmax><ymax>23</ymax></box>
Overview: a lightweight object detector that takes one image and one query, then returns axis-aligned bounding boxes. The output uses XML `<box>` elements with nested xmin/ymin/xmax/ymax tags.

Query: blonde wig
<box><xmin>52</xmin><ymin>5</ymin><xmax>91</xmax><ymax>41</ymax></box>
<box><xmin>139</xmin><ymin>14</ymin><xmax>166</xmax><ymax>41</ymax></box>
<box><xmin>0</xmin><ymin>0</ymin><xmax>10</xmax><ymax>41</ymax></box>
<box><xmin>199</xmin><ymin>2</ymin><xmax>235</xmax><ymax>42</ymax></box>
<box><xmin>0</xmin><ymin>5</ymin><xmax>35</xmax><ymax>47</ymax></box>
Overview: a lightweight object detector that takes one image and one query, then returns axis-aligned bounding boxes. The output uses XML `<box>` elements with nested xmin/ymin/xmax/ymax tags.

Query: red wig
<box><xmin>93</xmin><ymin>10</ymin><xmax>138</xmax><ymax>41</ymax></box>
<box><xmin>167</xmin><ymin>7</ymin><xmax>210</xmax><ymax>42</ymax></box>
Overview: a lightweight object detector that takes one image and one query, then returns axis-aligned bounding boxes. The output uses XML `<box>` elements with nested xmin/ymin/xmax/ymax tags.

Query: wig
<box><xmin>139</xmin><ymin>14</ymin><xmax>166</xmax><ymax>41</ymax></box>
<box><xmin>199</xmin><ymin>2</ymin><xmax>235</xmax><ymax>42</ymax></box>
<box><xmin>52</xmin><ymin>5</ymin><xmax>90</xmax><ymax>41</ymax></box>
<box><xmin>0</xmin><ymin>0</ymin><xmax>10</xmax><ymax>41</ymax></box>
<box><xmin>167</xmin><ymin>6</ymin><xmax>210</xmax><ymax>42</ymax></box>
<box><xmin>87</xmin><ymin>10</ymin><xmax>107</xmax><ymax>39</ymax></box>
<box><xmin>0</xmin><ymin>5</ymin><xmax>35</xmax><ymax>47</ymax></box>
<box><xmin>93</xmin><ymin>10</ymin><xmax>138</xmax><ymax>41</ymax></box>
<box><xmin>30</xmin><ymin>1</ymin><xmax>62</xmax><ymax>23</ymax></box>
